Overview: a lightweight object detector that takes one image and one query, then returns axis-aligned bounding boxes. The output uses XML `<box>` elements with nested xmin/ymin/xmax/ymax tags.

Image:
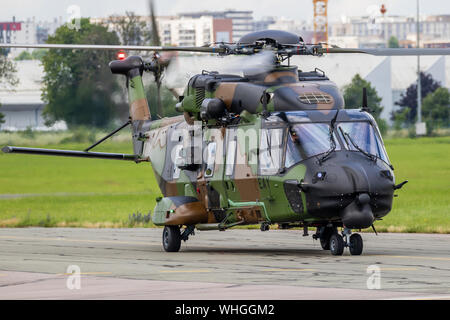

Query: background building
<box><xmin>330</xmin><ymin>14</ymin><xmax>450</xmax><ymax>48</ymax></box>
<box><xmin>179</xmin><ymin>10</ymin><xmax>253</xmax><ymax>42</ymax></box>
<box><xmin>157</xmin><ymin>16</ymin><xmax>232</xmax><ymax>46</ymax></box>
<box><xmin>92</xmin><ymin>15</ymin><xmax>233</xmax><ymax>47</ymax></box>
<box><xmin>1</xmin><ymin>16</ymin><xmax>63</xmax><ymax>58</ymax></box>
<box><xmin>0</xmin><ymin>60</ymin><xmax>66</xmax><ymax>131</ymax></box>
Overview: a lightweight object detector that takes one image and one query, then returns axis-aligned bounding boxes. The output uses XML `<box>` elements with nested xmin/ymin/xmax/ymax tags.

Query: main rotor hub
<box><xmin>238</xmin><ymin>30</ymin><xmax>304</xmax><ymax>46</ymax></box>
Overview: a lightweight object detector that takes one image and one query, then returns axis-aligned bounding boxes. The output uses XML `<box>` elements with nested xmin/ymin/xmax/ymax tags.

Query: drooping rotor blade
<box><xmin>321</xmin><ymin>47</ymin><xmax>450</xmax><ymax>56</ymax></box>
<box><xmin>0</xmin><ymin>43</ymin><xmax>226</xmax><ymax>54</ymax></box>
<box><xmin>149</xmin><ymin>0</ymin><xmax>161</xmax><ymax>46</ymax></box>
<box><xmin>148</xmin><ymin>0</ymin><xmax>163</xmax><ymax>118</ymax></box>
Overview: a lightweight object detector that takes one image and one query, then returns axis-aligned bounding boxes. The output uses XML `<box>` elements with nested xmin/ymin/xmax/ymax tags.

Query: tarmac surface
<box><xmin>0</xmin><ymin>228</ymin><xmax>449</xmax><ymax>300</ymax></box>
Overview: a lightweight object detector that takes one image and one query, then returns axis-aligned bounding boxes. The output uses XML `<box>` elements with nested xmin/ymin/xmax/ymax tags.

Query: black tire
<box><xmin>320</xmin><ymin>227</ymin><xmax>334</xmax><ymax>250</ymax></box>
<box><xmin>162</xmin><ymin>226</ymin><xmax>181</xmax><ymax>252</ymax></box>
<box><xmin>349</xmin><ymin>233</ymin><xmax>363</xmax><ymax>255</ymax></box>
<box><xmin>320</xmin><ymin>237</ymin><xmax>330</xmax><ymax>250</ymax></box>
<box><xmin>329</xmin><ymin>233</ymin><xmax>344</xmax><ymax>256</ymax></box>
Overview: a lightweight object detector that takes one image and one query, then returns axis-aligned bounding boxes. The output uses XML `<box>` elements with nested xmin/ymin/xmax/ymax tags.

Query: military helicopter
<box><xmin>2</xmin><ymin>14</ymin><xmax>450</xmax><ymax>256</ymax></box>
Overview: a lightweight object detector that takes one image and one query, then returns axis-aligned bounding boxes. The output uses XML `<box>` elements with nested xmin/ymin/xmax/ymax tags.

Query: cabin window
<box><xmin>259</xmin><ymin>128</ymin><xmax>284</xmax><ymax>175</ymax></box>
<box><xmin>205</xmin><ymin>142</ymin><xmax>217</xmax><ymax>178</ymax></box>
<box><xmin>184</xmin><ymin>125</ymin><xmax>202</xmax><ymax>167</ymax></box>
<box><xmin>225</xmin><ymin>129</ymin><xmax>237</xmax><ymax>176</ymax></box>
<box><xmin>172</xmin><ymin>144</ymin><xmax>184</xmax><ymax>179</ymax></box>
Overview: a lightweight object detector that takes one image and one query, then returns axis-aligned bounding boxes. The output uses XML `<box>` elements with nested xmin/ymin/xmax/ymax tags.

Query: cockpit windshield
<box><xmin>285</xmin><ymin>123</ymin><xmax>340</xmax><ymax>167</ymax></box>
<box><xmin>337</xmin><ymin>122</ymin><xmax>389</xmax><ymax>163</ymax></box>
<box><xmin>284</xmin><ymin>120</ymin><xmax>390</xmax><ymax>168</ymax></box>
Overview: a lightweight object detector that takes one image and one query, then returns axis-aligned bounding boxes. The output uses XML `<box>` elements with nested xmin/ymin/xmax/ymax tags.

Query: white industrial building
<box><xmin>291</xmin><ymin>54</ymin><xmax>449</xmax><ymax>122</ymax></box>
<box><xmin>0</xmin><ymin>60</ymin><xmax>66</xmax><ymax>131</ymax></box>
<box><xmin>330</xmin><ymin>15</ymin><xmax>450</xmax><ymax>44</ymax></box>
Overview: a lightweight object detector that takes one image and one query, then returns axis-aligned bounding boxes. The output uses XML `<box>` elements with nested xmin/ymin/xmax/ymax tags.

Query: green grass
<box><xmin>0</xmin><ymin>135</ymin><xmax>160</xmax><ymax>228</ymax></box>
<box><xmin>0</xmin><ymin>133</ymin><xmax>449</xmax><ymax>232</ymax></box>
<box><xmin>375</xmin><ymin>136</ymin><xmax>450</xmax><ymax>233</ymax></box>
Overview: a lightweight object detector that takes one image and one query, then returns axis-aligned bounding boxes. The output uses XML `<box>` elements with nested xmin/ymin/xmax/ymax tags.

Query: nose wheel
<box><xmin>348</xmin><ymin>233</ymin><xmax>363</xmax><ymax>255</ymax></box>
<box><xmin>328</xmin><ymin>229</ymin><xmax>364</xmax><ymax>256</ymax></box>
<box><xmin>329</xmin><ymin>233</ymin><xmax>344</xmax><ymax>255</ymax></box>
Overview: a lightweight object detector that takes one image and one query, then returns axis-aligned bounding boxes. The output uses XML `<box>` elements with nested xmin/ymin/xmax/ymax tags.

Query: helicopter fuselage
<box><xmin>147</xmin><ymin>66</ymin><xmax>395</xmax><ymax>232</ymax></box>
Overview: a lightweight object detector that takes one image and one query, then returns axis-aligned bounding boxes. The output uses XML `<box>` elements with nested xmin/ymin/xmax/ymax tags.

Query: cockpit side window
<box><xmin>337</xmin><ymin>122</ymin><xmax>389</xmax><ymax>163</ymax></box>
<box><xmin>285</xmin><ymin>134</ymin><xmax>302</xmax><ymax>168</ymax></box>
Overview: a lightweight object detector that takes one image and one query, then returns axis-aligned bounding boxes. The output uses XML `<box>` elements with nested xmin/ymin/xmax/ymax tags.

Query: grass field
<box><xmin>0</xmin><ymin>132</ymin><xmax>449</xmax><ymax>233</ymax></box>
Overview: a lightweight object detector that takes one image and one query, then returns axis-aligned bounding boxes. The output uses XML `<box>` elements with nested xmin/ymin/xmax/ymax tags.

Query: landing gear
<box><xmin>317</xmin><ymin>227</ymin><xmax>334</xmax><ymax>250</ymax></box>
<box><xmin>329</xmin><ymin>233</ymin><xmax>345</xmax><ymax>256</ymax></box>
<box><xmin>328</xmin><ymin>229</ymin><xmax>364</xmax><ymax>256</ymax></box>
<box><xmin>260</xmin><ymin>222</ymin><xmax>270</xmax><ymax>231</ymax></box>
<box><xmin>162</xmin><ymin>226</ymin><xmax>181</xmax><ymax>252</ymax></box>
<box><xmin>349</xmin><ymin>233</ymin><xmax>363</xmax><ymax>255</ymax></box>
<box><xmin>162</xmin><ymin>225</ymin><xmax>195</xmax><ymax>252</ymax></box>
<box><xmin>315</xmin><ymin>226</ymin><xmax>364</xmax><ymax>255</ymax></box>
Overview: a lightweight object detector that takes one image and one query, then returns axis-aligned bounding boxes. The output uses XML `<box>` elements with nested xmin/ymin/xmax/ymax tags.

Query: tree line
<box><xmin>342</xmin><ymin>71</ymin><xmax>449</xmax><ymax>136</ymax></box>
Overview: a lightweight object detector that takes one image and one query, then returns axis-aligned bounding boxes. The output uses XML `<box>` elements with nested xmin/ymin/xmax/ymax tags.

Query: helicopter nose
<box><xmin>341</xmin><ymin>162</ymin><xmax>370</xmax><ymax>193</ymax></box>
<box><xmin>301</xmin><ymin>151</ymin><xmax>395</xmax><ymax>224</ymax></box>
<box><xmin>340</xmin><ymin>193</ymin><xmax>374</xmax><ymax>229</ymax></box>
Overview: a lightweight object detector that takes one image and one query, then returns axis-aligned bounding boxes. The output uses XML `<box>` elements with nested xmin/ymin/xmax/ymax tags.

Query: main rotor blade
<box><xmin>149</xmin><ymin>0</ymin><xmax>161</xmax><ymax>46</ymax></box>
<box><xmin>321</xmin><ymin>47</ymin><xmax>450</xmax><ymax>56</ymax></box>
<box><xmin>0</xmin><ymin>43</ymin><xmax>226</xmax><ymax>54</ymax></box>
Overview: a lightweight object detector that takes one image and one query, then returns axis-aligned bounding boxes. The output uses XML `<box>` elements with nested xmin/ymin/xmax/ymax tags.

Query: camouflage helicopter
<box><xmin>2</xmin><ymin>25</ymin><xmax>450</xmax><ymax>255</ymax></box>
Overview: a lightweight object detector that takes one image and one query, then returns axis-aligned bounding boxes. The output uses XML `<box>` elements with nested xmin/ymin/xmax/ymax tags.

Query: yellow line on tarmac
<box><xmin>56</xmin><ymin>272</ymin><xmax>113</xmax><ymax>276</ymax></box>
<box><xmin>0</xmin><ymin>235</ymin><xmax>230</xmax><ymax>250</ymax></box>
<box><xmin>0</xmin><ymin>235</ymin><xmax>156</xmax><ymax>246</ymax></box>
<box><xmin>159</xmin><ymin>269</ymin><xmax>212</xmax><ymax>273</ymax></box>
<box><xmin>372</xmin><ymin>255</ymin><xmax>450</xmax><ymax>262</ymax></box>
<box><xmin>264</xmin><ymin>268</ymin><xmax>316</xmax><ymax>272</ymax></box>
<box><xmin>378</xmin><ymin>267</ymin><xmax>418</xmax><ymax>271</ymax></box>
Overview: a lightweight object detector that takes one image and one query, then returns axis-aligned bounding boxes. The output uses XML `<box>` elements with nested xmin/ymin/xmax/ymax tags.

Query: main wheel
<box><xmin>349</xmin><ymin>233</ymin><xmax>363</xmax><ymax>255</ymax></box>
<box><xmin>329</xmin><ymin>233</ymin><xmax>344</xmax><ymax>256</ymax></box>
<box><xmin>320</xmin><ymin>227</ymin><xmax>334</xmax><ymax>250</ymax></box>
<box><xmin>162</xmin><ymin>226</ymin><xmax>181</xmax><ymax>252</ymax></box>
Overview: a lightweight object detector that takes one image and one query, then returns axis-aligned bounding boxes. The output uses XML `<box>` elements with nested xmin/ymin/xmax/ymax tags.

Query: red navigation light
<box><xmin>117</xmin><ymin>51</ymin><xmax>127</xmax><ymax>60</ymax></box>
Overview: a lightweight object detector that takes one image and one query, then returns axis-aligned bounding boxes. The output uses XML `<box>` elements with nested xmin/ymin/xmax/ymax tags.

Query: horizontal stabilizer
<box><xmin>2</xmin><ymin>146</ymin><xmax>139</xmax><ymax>161</ymax></box>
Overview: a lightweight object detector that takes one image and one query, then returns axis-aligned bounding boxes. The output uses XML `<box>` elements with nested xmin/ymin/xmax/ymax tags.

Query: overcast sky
<box><xmin>1</xmin><ymin>0</ymin><xmax>449</xmax><ymax>23</ymax></box>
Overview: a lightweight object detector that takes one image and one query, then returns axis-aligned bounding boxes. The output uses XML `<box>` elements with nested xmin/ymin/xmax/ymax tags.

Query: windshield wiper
<box><xmin>318</xmin><ymin>110</ymin><xmax>339</xmax><ymax>165</ymax></box>
<box><xmin>339</xmin><ymin>127</ymin><xmax>377</xmax><ymax>162</ymax></box>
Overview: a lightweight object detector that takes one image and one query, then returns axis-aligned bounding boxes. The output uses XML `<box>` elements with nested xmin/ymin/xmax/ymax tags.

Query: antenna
<box><xmin>362</xmin><ymin>87</ymin><xmax>369</xmax><ymax>112</ymax></box>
